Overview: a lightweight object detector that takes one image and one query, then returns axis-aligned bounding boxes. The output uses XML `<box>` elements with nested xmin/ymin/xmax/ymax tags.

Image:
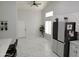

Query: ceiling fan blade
<box><xmin>28</xmin><ymin>1</ymin><xmax>41</xmax><ymax>7</ymax></box>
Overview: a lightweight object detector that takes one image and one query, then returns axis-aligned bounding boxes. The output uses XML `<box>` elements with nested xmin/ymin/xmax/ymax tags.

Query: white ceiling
<box><xmin>16</xmin><ymin>1</ymin><xmax>48</xmax><ymax>11</ymax></box>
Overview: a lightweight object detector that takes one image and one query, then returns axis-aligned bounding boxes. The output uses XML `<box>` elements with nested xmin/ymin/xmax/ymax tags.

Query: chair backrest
<box><xmin>14</xmin><ymin>39</ymin><xmax>18</xmax><ymax>47</ymax></box>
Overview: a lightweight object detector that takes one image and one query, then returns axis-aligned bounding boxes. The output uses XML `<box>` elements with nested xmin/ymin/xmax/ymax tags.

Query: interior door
<box><xmin>17</xmin><ymin>20</ymin><xmax>26</xmax><ymax>38</ymax></box>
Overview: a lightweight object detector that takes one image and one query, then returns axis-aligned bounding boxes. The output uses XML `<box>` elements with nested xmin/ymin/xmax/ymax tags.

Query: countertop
<box><xmin>70</xmin><ymin>40</ymin><xmax>79</xmax><ymax>46</ymax></box>
<box><xmin>0</xmin><ymin>38</ymin><xmax>12</xmax><ymax>57</ymax></box>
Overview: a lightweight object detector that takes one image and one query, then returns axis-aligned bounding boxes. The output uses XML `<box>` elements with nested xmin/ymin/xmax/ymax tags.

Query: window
<box><xmin>45</xmin><ymin>11</ymin><xmax>53</xmax><ymax>17</ymax></box>
<box><xmin>45</xmin><ymin>21</ymin><xmax>51</xmax><ymax>34</ymax></box>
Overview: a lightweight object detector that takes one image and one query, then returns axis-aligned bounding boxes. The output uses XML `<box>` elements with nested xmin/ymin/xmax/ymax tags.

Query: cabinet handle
<box><xmin>76</xmin><ymin>50</ymin><xmax>77</xmax><ymax>54</ymax></box>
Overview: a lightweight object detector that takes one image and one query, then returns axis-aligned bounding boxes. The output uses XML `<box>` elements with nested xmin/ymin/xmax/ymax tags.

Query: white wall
<box><xmin>0</xmin><ymin>2</ymin><xmax>17</xmax><ymax>42</ymax></box>
<box><xmin>17</xmin><ymin>9</ymin><xmax>42</xmax><ymax>38</ymax></box>
<box><xmin>42</xmin><ymin>1</ymin><xmax>79</xmax><ymax>39</ymax></box>
<box><xmin>42</xmin><ymin>1</ymin><xmax>79</xmax><ymax>15</ymax></box>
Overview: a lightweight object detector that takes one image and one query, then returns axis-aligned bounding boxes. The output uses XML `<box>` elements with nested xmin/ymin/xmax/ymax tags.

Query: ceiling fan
<box><xmin>31</xmin><ymin>1</ymin><xmax>41</xmax><ymax>7</ymax></box>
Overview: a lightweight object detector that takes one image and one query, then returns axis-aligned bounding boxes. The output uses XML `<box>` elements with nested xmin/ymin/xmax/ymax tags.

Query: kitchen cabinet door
<box><xmin>69</xmin><ymin>43</ymin><xmax>77</xmax><ymax>57</ymax></box>
<box><xmin>57</xmin><ymin>41</ymin><xmax>64</xmax><ymax>57</ymax></box>
<box><xmin>53</xmin><ymin>39</ymin><xmax>58</xmax><ymax>54</ymax></box>
<box><xmin>76</xmin><ymin>46</ymin><xmax>79</xmax><ymax>57</ymax></box>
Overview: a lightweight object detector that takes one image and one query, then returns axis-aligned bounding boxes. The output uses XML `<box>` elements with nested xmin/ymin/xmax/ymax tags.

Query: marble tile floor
<box><xmin>16</xmin><ymin>36</ymin><xmax>58</xmax><ymax>57</ymax></box>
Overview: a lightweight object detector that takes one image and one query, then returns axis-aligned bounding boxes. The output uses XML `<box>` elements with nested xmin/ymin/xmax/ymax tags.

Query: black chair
<box><xmin>5</xmin><ymin>39</ymin><xmax>18</xmax><ymax>57</ymax></box>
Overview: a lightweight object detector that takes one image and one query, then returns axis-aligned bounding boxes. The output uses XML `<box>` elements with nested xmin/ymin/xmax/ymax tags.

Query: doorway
<box><xmin>17</xmin><ymin>20</ymin><xmax>26</xmax><ymax>39</ymax></box>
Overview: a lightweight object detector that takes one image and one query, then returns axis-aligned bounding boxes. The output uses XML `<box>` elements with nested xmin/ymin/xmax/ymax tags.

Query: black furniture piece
<box><xmin>5</xmin><ymin>44</ymin><xmax>17</xmax><ymax>57</ymax></box>
<box><xmin>5</xmin><ymin>39</ymin><xmax>18</xmax><ymax>57</ymax></box>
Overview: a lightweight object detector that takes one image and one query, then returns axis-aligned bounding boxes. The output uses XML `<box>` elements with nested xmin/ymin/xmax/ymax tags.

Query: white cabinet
<box><xmin>53</xmin><ymin>39</ymin><xmax>58</xmax><ymax>54</ymax></box>
<box><xmin>76</xmin><ymin>46</ymin><xmax>79</xmax><ymax>57</ymax></box>
<box><xmin>70</xmin><ymin>43</ymin><xmax>77</xmax><ymax>57</ymax></box>
<box><xmin>53</xmin><ymin>39</ymin><xmax>64</xmax><ymax>57</ymax></box>
<box><xmin>57</xmin><ymin>41</ymin><xmax>64</xmax><ymax>57</ymax></box>
<box><xmin>70</xmin><ymin>41</ymin><xmax>79</xmax><ymax>57</ymax></box>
